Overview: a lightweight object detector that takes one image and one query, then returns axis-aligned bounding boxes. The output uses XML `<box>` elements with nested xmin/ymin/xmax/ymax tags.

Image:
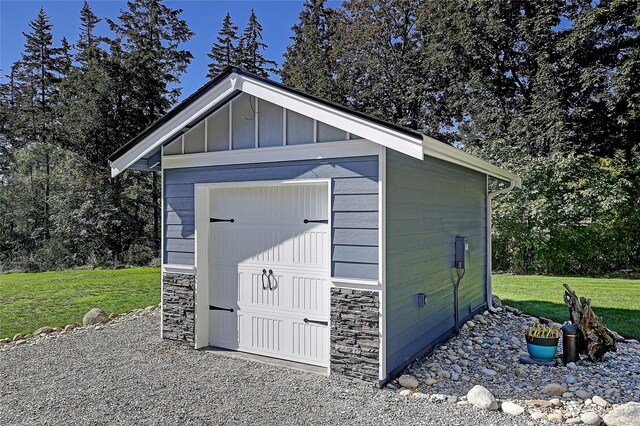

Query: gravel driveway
<box><xmin>1</xmin><ymin>312</ymin><xmax>536</xmax><ymax>425</ymax></box>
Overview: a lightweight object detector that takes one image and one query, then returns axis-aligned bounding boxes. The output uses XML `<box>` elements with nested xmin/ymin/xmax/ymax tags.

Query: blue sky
<box><xmin>0</xmin><ymin>0</ymin><xmax>335</xmax><ymax>98</ymax></box>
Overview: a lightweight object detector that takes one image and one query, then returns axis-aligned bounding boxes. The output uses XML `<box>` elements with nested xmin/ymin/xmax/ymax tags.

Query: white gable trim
<box><xmin>110</xmin><ymin>75</ymin><xmax>238</xmax><ymax>177</ymax></box>
<box><xmin>110</xmin><ymin>72</ymin><xmax>521</xmax><ymax>187</ymax></box>
<box><xmin>237</xmin><ymin>75</ymin><xmax>424</xmax><ymax>160</ymax></box>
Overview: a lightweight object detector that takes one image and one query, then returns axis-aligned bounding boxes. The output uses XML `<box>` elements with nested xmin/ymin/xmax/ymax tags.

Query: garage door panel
<box><xmin>292</xmin><ymin>229</ymin><xmax>328</xmax><ymax>266</ymax></box>
<box><xmin>209</xmin><ymin>183</ymin><xmax>330</xmax><ymax>367</ymax></box>
<box><xmin>238</xmin><ymin>313</ymin><xmax>283</xmax><ymax>354</ymax></box>
<box><xmin>292</xmin><ymin>320</ymin><xmax>329</xmax><ymax>363</ymax></box>
<box><xmin>292</xmin><ymin>276</ymin><xmax>329</xmax><ymax>314</ymax></box>
<box><xmin>238</xmin><ymin>269</ymin><xmax>284</xmax><ymax>309</ymax></box>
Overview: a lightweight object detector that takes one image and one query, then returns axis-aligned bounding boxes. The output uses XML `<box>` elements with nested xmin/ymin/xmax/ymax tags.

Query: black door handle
<box><xmin>210</xmin><ymin>218</ymin><xmax>235</xmax><ymax>223</ymax></box>
<box><xmin>303</xmin><ymin>219</ymin><xmax>328</xmax><ymax>224</ymax></box>
<box><xmin>303</xmin><ymin>318</ymin><xmax>328</xmax><ymax>326</ymax></box>
<box><xmin>268</xmin><ymin>269</ymin><xmax>276</xmax><ymax>290</ymax></box>
<box><xmin>262</xmin><ymin>269</ymin><xmax>268</xmax><ymax>290</ymax></box>
<box><xmin>209</xmin><ymin>305</ymin><xmax>234</xmax><ymax>312</ymax></box>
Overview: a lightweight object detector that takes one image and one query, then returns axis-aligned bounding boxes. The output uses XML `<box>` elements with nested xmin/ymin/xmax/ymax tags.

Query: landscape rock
<box><xmin>501</xmin><ymin>401</ymin><xmax>525</xmax><ymax>416</ymax></box>
<box><xmin>592</xmin><ymin>395</ymin><xmax>609</xmax><ymax>407</ymax></box>
<box><xmin>530</xmin><ymin>410</ymin><xmax>546</xmax><ymax>420</ymax></box>
<box><xmin>424</xmin><ymin>378</ymin><xmax>437</xmax><ymax>386</ymax></box>
<box><xmin>580</xmin><ymin>412</ymin><xmax>602</xmax><ymax>425</ymax></box>
<box><xmin>602</xmin><ymin>402</ymin><xmax>640</xmax><ymax>426</ymax></box>
<box><xmin>398</xmin><ymin>389</ymin><xmax>413</xmax><ymax>396</ymax></box>
<box><xmin>13</xmin><ymin>334</ymin><xmax>24</xmax><ymax>341</ymax></box>
<box><xmin>398</xmin><ymin>374</ymin><xmax>419</xmax><ymax>389</ymax></box>
<box><xmin>527</xmin><ymin>399</ymin><xmax>554</xmax><ymax>409</ymax></box>
<box><xmin>543</xmin><ymin>383</ymin><xmax>567</xmax><ymax>396</ymax></box>
<box><xmin>547</xmin><ymin>413</ymin><xmax>565</xmax><ymax>422</ymax></box>
<box><xmin>34</xmin><ymin>326</ymin><xmax>54</xmax><ymax>335</ymax></box>
<box><xmin>411</xmin><ymin>392</ymin><xmax>429</xmax><ymax>399</ymax></box>
<box><xmin>466</xmin><ymin>385</ymin><xmax>498</xmax><ymax>410</ymax></box>
<box><xmin>83</xmin><ymin>308</ymin><xmax>108</xmax><ymax>326</ymax></box>
<box><xmin>576</xmin><ymin>390</ymin><xmax>592</xmax><ymax>400</ymax></box>
<box><xmin>491</xmin><ymin>294</ymin><xmax>502</xmax><ymax>307</ymax></box>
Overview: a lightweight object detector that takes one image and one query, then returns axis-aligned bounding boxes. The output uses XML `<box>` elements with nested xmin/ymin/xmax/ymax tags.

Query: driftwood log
<box><xmin>563</xmin><ymin>283</ymin><xmax>617</xmax><ymax>362</ymax></box>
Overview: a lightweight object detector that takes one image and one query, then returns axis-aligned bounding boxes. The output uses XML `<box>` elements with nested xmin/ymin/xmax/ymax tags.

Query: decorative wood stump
<box><xmin>563</xmin><ymin>283</ymin><xmax>617</xmax><ymax>362</ymax></box>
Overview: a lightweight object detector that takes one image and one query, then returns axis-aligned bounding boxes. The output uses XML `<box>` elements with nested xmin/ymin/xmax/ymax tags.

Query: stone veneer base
<box><xmin>162</xmin><ymin>273</ymin><xmax>195</xmax><ymax>344</ymax></box>
<box><xmin>330</xmin><ymin>288</ymin><xmax>381</xmax><ymax>382</ymax></box>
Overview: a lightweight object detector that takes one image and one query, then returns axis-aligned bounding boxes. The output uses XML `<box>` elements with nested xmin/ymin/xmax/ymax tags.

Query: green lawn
<box><xmin>0</xmin><ymin>267</ymin><xmax>160</xmax><ymax>339</ymax></box>
<box><xmin>493</xmin><ymin>274</ymin><xmax>640</xmax><ymax>340</ymax></box>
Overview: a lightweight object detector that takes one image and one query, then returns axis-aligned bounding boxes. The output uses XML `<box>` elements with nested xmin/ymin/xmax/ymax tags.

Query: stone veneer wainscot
<box><xmin>330</xmin><ymin>288</ymin><xmax>380</xmax><ymax>382</ymax></box>
<box><xmin>162</xmin><ymin>273</ymin><xmax>195</xmax><ymax>344</ymax></box>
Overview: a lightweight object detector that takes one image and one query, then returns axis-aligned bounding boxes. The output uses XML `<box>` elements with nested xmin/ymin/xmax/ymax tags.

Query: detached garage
<box><xmin>109</xmin><ymin>67</ymin><xmax>520</xmax><ymax>384</ymax></box>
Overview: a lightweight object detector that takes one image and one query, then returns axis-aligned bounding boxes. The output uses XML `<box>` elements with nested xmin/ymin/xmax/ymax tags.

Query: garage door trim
<box><xmin>193</xmin><ymin>179</ymin><xmax>332</xmax><ymax>374</ymax></box>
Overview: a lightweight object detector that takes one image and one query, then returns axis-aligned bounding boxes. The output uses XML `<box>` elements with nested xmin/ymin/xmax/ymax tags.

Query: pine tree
<box><xmin>13</xmin><ymin>7</ymin><xmax>64</xmax><ymax>241</ymax></box>
<box><xmin>207</xmin><ymin>12</ymin><xmax>239</xmax><ymax>79</ymax></box>
<box><xmin>107</xmin><ymin>0</ymin><xmax>193</xmax><ymax>254</ymax></box>
<box><xmin>77</xmin><ymin>0</ymin><xmax>102</xmax><ymax>66</ymax></box>
<box><xmin>238</xmin><ymin>9</ymin><xmax>277</xmax><ymax>77</ymax></box>
<box><xmin>281</xmin><ymin>0</ymin><xmax>339</xmax><ymax>102</ymax></box>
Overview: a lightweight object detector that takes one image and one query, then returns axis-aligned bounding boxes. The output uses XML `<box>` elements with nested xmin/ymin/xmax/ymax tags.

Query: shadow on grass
<box><xmin>501</xmin><ymin>299</ymin><xmax>640</xmax><ymax>341</ymax></box>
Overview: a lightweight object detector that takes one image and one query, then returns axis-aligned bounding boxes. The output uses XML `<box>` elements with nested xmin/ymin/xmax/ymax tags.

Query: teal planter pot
<box><xmin>525</xmin><ymin>334</ymin><xmax>559</xmax><ymax>362</ymax></box>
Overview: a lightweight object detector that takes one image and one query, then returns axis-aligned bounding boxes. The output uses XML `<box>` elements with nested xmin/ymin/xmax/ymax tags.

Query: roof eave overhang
<box><xmin>422</xmin><ymin>136</ymin><xmax>522</xmax><ymax>187</ymax></box>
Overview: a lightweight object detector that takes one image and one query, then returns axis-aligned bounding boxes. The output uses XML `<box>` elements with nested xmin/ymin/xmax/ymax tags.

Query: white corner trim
<box><xmin>162</xmin><ymin>139</ymin><xmax>379</xmax><ymax>169</ymax></box>
<box><xmin>422</xmin><ymin>135</ymin><xmax>522</xmax><ymax>186</ymax></box>
<box><xmin>110</xmin><ymin>76</ymin><xmax>237</xmax><ymax>177</ymax></box>
<box><xmin>238</xmin><ymin>76</ymin><xmax>423</xmax><ymax>160</ymax></box>
<box><xmin>162</xmin><ymin>264</ymin><xmax>196</xmax><ymax>275</ymax></box>
<box><xmin>378</xmin><ymin>145</ymin><xmax>387</xmax><ymax>382</ymax></box>
<box><xmin>194</xmin><ymin>186</ymin><xmax>210</xmax><ymax>349</ymax></box>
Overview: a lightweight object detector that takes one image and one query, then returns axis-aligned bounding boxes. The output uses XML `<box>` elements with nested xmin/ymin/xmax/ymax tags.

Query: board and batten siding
<box><xmin>385</xmin><ymin>150</ymin><xmax>487</xmax><ymax>376</ymax></box>
<box><xmin>163</xmin><ymin>156</ymin><xmax>379</xmax><ymax>280</ymax></box>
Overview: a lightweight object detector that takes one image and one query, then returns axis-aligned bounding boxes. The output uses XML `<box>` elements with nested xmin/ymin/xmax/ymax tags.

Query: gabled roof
<box><xmin>109</xmin><ymin>66</ymin><xmax>521</xmax><ymax>187</ymax></box>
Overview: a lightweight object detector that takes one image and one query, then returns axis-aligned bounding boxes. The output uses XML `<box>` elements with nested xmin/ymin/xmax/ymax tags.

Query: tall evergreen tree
<box><xmin>77</xmin><ymin>0</ymin><xmax>102</xmax><ymax>66</ymax></box>
<box><xmin>207</xmin><ymin>12</ymin><xmax>239</xmax><ymax>79</ymax></box>
<box><xmin>107</xmin><ymin>0</ymin><xmax>193</xmax><ymax>253</ymax></box>
<box><xmin>281</xmin><ymin>0</ymin><xmax>340</xmax><ymax>102</ymax></box>
<box><xmin>13</xmin><ymin>7</ymin><xmax>64</xmax><ymax>241</ymax></box>
<box><xmin>238</xmin><ymin>9</ymin><xmax>277</xmax><ymax>77</ymax></box>
<box><xmin>331</xmin><ymin>0</ymin><xmax>428</xmax><ymax>132</ymax></box>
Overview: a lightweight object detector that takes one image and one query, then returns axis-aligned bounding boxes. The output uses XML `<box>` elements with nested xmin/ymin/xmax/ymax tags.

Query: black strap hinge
<box><xmin>209</xmin><ymin>305</ymin><xmax>234</xmax><ymax>312</ymax></box>
<box><xmin>303</xmin><ymin>219</ymin><xmax>328</xmax><ymax>224</ymax></box>
<box><xmin>210</xmin><ymin>218</ymin><xmax>234</xmax><ymax>223</ymax></box>
<box><xmin>303</xmin><ymin>318</ymin><xmax>328</xmax><ymax>326</ymax></box>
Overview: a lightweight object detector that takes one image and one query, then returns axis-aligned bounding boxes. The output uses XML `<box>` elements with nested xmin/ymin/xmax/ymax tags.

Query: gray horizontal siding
<box><xmin>163</xmin><ymin>156</ymin><xmax>379</xmax><ymax>280</ymax></box>
<box><xmin>385</xmin><ymin>149</ymin><xmax>487</xmax><ymax>376</ymax></box>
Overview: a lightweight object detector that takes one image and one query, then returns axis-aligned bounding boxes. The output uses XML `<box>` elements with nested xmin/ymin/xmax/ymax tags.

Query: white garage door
<box><xmin>208</xmin><ymin>183</ymin><xmax>330</xmax><ymax>367</ymax></box>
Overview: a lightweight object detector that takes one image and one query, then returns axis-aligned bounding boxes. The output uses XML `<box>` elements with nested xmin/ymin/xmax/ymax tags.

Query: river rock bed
<box><xmin>390</xmin><ymin>307</ymin><xmax>640</xmax><ymax>424</ymax></box>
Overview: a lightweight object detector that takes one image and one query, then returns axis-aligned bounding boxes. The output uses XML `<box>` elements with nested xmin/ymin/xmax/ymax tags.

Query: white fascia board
<box><xmin>422</xmin><ymin>136</ymin><xmax>522</xmax><ymax>187</ymax></box>
<box><xmin>237</xmin><ymin>76</ymin><xmax>424</xmax><ymax>160</ymax></box>
<box><xmin>110</xmin><ymin>75</ymin><xmax>238</xmax><ymax>177</ymax></box>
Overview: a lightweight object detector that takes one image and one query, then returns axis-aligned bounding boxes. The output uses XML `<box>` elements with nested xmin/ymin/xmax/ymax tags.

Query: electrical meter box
<box><xmin>455</xmin><ymin>236</ymin><xmax>469</xmax><ymax>269</ymax></box>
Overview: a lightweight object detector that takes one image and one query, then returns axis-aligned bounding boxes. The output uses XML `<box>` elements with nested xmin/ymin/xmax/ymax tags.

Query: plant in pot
<box><xmin>525</xmin><ymin>321</ymin><xmax>561</xmax><ymax>362</ymax></box>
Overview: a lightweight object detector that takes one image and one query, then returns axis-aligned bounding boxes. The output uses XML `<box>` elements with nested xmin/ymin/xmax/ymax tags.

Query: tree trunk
<box><xmin>563</xmin><ymin>283</ymin><xmax>617</xmax><ymax>362</ymax></box>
